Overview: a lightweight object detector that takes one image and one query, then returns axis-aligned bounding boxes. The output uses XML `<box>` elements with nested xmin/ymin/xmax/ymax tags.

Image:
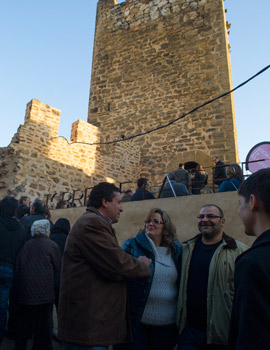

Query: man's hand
<box><xmin>138</xmin><ymin>256</ymin><xmax>152</xmax><ymax>267</ymax></box>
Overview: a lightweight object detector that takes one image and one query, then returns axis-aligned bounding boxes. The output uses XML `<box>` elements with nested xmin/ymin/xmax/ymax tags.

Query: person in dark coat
<box><xmin>174</xmin><ymin>163</ymin><xmax>191</xmax><ymax>193</ymax></box>
<box><xmin>191</xmin><ymin>165</ymin><xmax>207</xmax><ymax>195</ymax></box>
<box><xmin>20</xmin><ymin>199</ymin><xmax>46</xmax><ymax>240</ymax></box>
<box><xmin>160</xmin><ymin>172</ymin><xmax>189</xmax><ymax>198</ymax></box>
<box><xmin>212</xmin><ymin>157</ymin><xmax>227</xmax><ymax>187</ymax></box>
<box><xmin>14</xmin><ymin>219</ymin><xmax>62</xmax><ymax>350</ymax></box>
<box><xmin>218</xmin><ymin>164</ymin><xmax>243</xmax><ymax>193</ymax></box>
<box><xmin>229</xmin><ymin>168</ymin><xmax>270</xmax><ymax>349</ymax></box>
<box><xmin>131</xmin><ymin>178</ymin><xmax>155</xmax><ymax>201</ymax></box>
<box><xmin>6</xmin><ymin>203</ymin><xmax>30</xmax><ymax>340</ymax></box>
<box><xmin>0</xmin><ymin>197</ymin><xmax>25</xmax><ymax>346</ymax></box>
<box><xmin>58</xmin><ymin>182</ymin><xmax>152</xmax><ymax>349</ymax></box>
<box><xmin>50</xmin><ymin>218</ymin><xmax>71</xmax><ymax>312</ymax></box>
<box><xmin>16</xmin><ymin>204</ymin><xmax>30</xmax><ymax>220</ymax></box>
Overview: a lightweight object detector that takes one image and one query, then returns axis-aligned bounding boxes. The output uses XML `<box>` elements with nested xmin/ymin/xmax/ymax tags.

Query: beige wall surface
<box><xmin>51</xmin><ymin>192</ymin><xmax>255</xmax><ymax>247</ymax></box>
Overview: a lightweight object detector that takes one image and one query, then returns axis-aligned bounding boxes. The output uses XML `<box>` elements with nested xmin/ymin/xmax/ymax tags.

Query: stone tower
<box><xmin>88</xmin><ymin>0</ymin><xmax>238</xmax><ymax>182</ymax></box>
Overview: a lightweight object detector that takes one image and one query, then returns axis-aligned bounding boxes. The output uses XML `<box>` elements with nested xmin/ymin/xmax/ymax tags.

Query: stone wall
<box><xmin>0</xmin><ymin>99</ymin><xmax>140</xmax><ymax>202</ymax></box>
<box><xmin>88</xmin><ymin>0</ymin><xmax>239</xmax><ymax>185</ymax></box>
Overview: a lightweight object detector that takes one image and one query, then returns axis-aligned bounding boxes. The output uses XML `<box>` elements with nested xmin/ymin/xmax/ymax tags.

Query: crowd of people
<box><xmin>123</xmin><ymin>157</ymin><xmax>243</xmax><ymax>202</ymax></box>
<box><xmin>0</xmin><ymin>167</ymin><xmax>269</xmax><ymax>350</ymax></box>
<box><xmin>0</xmin><ymin>197</ymin><xmax>70</xmax><ymax>349</ymax></box>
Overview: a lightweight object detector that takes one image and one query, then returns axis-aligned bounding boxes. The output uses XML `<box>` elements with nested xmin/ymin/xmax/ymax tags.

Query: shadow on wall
<box><xmin>0</xmin><ymin>99</ymin><xmax>141</xmax><ymax>202</ymax></box>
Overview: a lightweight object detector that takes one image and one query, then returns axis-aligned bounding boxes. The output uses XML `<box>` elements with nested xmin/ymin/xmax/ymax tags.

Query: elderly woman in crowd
<box><xmin>116</xmin><ymin>208</ymin><xmax>181</xmax><ymax>350</ymax></box>
<box><xmin>14</xmin><ymin>219</ymin><xmax>61</xmax><ymax>350</ymax></box>
<box><xmin>218</xmin><ymin>163</ymin><xmax>243</xmax><ymax>192</ymax></box>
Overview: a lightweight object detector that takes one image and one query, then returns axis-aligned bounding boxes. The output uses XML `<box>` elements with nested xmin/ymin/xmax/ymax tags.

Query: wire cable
<box><xmin>52</xmin><ymin>64</ymin><xmax>270</xmax><ymax>146</ymax></box>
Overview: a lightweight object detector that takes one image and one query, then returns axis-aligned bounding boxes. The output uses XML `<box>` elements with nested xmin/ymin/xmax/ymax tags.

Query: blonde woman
<box><xmin>116</xmin><ymin>208</ymin><xmax>181</xmax><ymax>350</ymax></box>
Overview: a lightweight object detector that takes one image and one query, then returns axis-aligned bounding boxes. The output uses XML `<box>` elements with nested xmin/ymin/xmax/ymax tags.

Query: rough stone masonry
<box><xmin>88</xmin><ymin>0</ymin><xmax>238</xmax><ymax>183</ymax></box>
<box><xmin>0</xmin><ymin>0</ymin><xmax>238</xmax><ymax>202</ymax></box>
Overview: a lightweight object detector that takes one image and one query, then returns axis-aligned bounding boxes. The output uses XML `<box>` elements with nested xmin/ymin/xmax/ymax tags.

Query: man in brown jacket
<box><xmin>58</xmin><ymin>182</ymin><xmax>152</xmax><ymax>350</ymax></box>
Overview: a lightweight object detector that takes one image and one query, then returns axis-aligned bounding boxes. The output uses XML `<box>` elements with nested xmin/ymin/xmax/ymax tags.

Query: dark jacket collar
<box><xmin>251</xmin><ymin>229</ymin><xmax>270</xmax><ymax>249</ymax></box>
<box><xmin>33</xmin><ymin>234</ymin><xmax>49</xmax><ymax>239</ymax></box>
<box><xmin>86</xmin><ymin>206</ymin><xmax>113</xmax><ymax>226</ymax></box>
<box><xmin>185</xmin><ymin>232</ymin><xmax>237</xmax><ymax>249</ymax></box>
<box><xmin>236</xmin><ymin>230</ymin><xmax>270</xmax><ymax>263</ymax></box>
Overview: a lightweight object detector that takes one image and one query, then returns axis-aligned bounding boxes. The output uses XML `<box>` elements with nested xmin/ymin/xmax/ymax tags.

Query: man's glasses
<box><xmin>197</xmin><ymin>214</ymin><xmax>223</xmax><ymax>220</ymax></box>
<box><xmin>145</xmin><ymin>219</ymin><xmax>164</xmax><ymax>226</ymax></box>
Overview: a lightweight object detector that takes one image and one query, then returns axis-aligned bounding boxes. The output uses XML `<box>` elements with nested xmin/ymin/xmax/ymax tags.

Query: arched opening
<box><xmin>184</xmin><ymin>161</ymin><xmax>198</xmax><ymax>173</ymax></box>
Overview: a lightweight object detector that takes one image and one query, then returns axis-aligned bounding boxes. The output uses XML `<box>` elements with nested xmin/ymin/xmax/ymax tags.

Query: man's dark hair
<box><xmin>238</xmin><ymin>168</ymin><xmax>270</xmax><ymax>215</ymax></box>
<box><xmin>137</xmin><ymin>178</ymin><xmax>148</xmax><ymax>188</ymax></box>
<box><xmin>87</xmin><ymin>182</ymin><xmax>120</xmax><ymax>208</ymax></box>
<box><xmin>31</xmin><ymin>199</ymin><xmax>46</xmax><ymax>215</ymax></box>
<box><xmin>19</xmin><ymin>196</ymin><xmax>29</xmax><ymax>204</ymax></box>
<box><xmin>0</xmin><ymin>196</ymin><xmax>18</xmax><ymax>218</ymax></box>
<box><xmin>167</xmin><ymin>172</ymin><xmax>176</xmax><ymax>181</ymax></box>
<box><xmin>179</xmin><ymin>163</ymin><xmax>183</xmax><ymax>168</ymax></box>
<box><xmin>201</xmin><ymin>204</ymin><xmax>224</xmax><ymax>218</ymax></box>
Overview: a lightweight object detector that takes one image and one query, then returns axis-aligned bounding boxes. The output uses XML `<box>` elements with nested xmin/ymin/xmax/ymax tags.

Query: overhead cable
<box><xmin>53</xmin><ymin>64</ymin><xmax>270</xmax><ymax>146</ymax></box>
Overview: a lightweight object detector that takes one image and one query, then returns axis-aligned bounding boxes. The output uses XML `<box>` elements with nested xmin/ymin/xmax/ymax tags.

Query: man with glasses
<box><xmin>176</xmin><ymin>204</ymin><xmax>247</xmax><ymax>349</ymax></box>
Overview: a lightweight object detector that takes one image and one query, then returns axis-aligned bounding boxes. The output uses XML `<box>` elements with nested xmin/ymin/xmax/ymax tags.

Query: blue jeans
<box><xmin>0</xmin><ymin>265</ymin><xmax>14</xmax><ymax>344</ymax></box>
<box><xmin>62</xmin><ymin>342</ymin><xmax>108</xmax><ymax>350</ymax></box>
<box><xmin>177</xmin><ymin>325</ymin><xmax>228</xmax><ymax>350</ymax></box>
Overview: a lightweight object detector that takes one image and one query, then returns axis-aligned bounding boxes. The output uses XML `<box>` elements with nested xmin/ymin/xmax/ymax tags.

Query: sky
<box><xmin>0</xmin><ymin>0</ymin><xmax>269</xmax><ymax>165</ymax></box>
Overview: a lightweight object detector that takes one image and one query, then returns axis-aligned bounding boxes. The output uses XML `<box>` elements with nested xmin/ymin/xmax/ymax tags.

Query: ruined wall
<box><xmin>0</xmin><ymin>99</ymin><xmax>140</xmax><ymax>202</ymax></box>
<box><xmin>88</xmin><ymin>0</ymin><xmax>238</xmax><ymax>184</ymax></box>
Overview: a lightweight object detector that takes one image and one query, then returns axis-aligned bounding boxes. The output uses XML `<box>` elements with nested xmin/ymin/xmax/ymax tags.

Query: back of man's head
<box><xmin>87</xmin><ymin>182</ymin><xmax>120</xmax><ymax>209</ymax></box>
<box><xmin>0</xmin><ymin>196</ymin><xmax>18</xmax><ymax>218</ymax></box>
<box><xmin>179</xmin><ymin>163</ymin><xmax>184</xmax><ymax>168</ymax></box>
<box><xmin>167</xmin><ymin>172</ymin><xmax>176</xmax><ymax>181</ymax></box>
<box><xmin>137</xmin><ymin>178</ymin><xmax>148</xmax><ymax>188</ymax></box>
<box><xmin>238</xmin><ymin>168</ymin><xmax>270</xmax><ymax>215</ymax></box>
<box><xmin>31</xmin><ymin>199</ymin><xmax>45</xmax><ymax>215</ymax></box>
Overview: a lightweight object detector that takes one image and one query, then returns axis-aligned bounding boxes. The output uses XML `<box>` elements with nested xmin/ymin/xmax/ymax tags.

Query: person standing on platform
<box><xmin>213</xmin><ymin>157</ymin><xmax>227</xmax><ymax>187</ymax></box>
<box><xmin>174</xmin><ymin>164</ymin><xmax>191</xmax><ymax>194</ymax></box>
<box><xmin>131</xmin><ymin>178</ymin><xmax>155</xmax><ymax>201</ymax></box>
<box><xmin>160</xmin><ymin>173</ymin><xmax>189</xmax><ymax>198</ymax></box>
